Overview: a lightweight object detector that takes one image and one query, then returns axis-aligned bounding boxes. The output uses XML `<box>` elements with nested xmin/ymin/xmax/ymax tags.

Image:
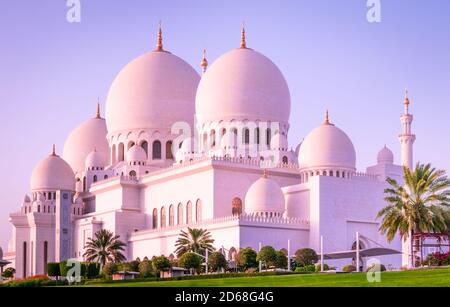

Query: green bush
<box><xmin>179</xmin><ymin>253</ymin><xmax>202</xmax><ymax>273</ymax></box>
<box><xmin>59</xmin><ymin>261</ymin><xmax>69</xmax><ymax>277</ymax></box>
<box><xmin>365</xmin><ymin>263</ymin><xmax>386</xmax><ymax>272</ymax></box>
<box><xmin>2</xmin><ymin>267</ymin><xmax>15</xmax><ymax>279</ymax></box>
<box><xmin>256</xmin><ymin>246</ymin><xmax>278</xmax><ymax>269</ymax></box>
<box><xmin>315</xmin><ymin>264</ymin><xmax>330</xmax><ymax>272</ymax></box>
<box><xmin>275</xmin><ymin>250</ymin><xmax>288</xmax><ymax>269</ymax></box>
<box><xmin>85</xmin><ymin>262</ymin><xmax>100</xmax><ymax>279</ymax></box>
<box><xmin>138</xmin><ymin>260</ymin><xmax>153</xmax><ymax>278</ymax></box>
<box><xmin>208</xmin><ymin>252</ymin><xmax>228</xmax><ymax>272</ymax></box>
<box><xmin>236</xmin><ymin>247</ymin><xmax>258</xmax><ymax>271</ymax></box>
<box><xmin>152</xmin><ymin>256</ymin><xmax>171</xmax><ymax>274</ymax></box>
<box><xmin>102</xmin><ymin>262</ymin><xmax>118</xmax><ymax>276</ymax></box>
<box><xmin>294</xmin><ymin>248</ymin><xmax>318</xmax><ymax>267</ymax></box>
<box><xmin>342</xmin><ymin>265</ymin><xmax>357</xmax><ymax>272</ymax></box>
<box><xmin>294</xmin><ymin>265</ymin><xmax>315</xmax><ymax>273</ymax></box>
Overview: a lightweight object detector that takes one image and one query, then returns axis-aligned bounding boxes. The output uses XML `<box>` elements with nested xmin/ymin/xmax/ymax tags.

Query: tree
<box><xmin>174</xmin><ymin>228</ymin><xmax>215</xmax><ymax>258</ymax></box>
<box><xmin>378</xmin><ymin>163</ymin><xmax>450</xmax><ymax>266</ymax></box>
<box><xmin>152</xmin><ymin>256</ymin><xmax>171</xmax><ymax>274</ymax></box>
<box><xmin>256</xmin><ymin>246</ymin><xmax>278</xmax><ymax>270</ymax></box>
<box><xmin>102</xmin><ymin>262</ymin><xmax>118</xmax><ymax>277</ymax></box>
<box><xmin>294</xmin><ymin>248</ymin><xmax>318</xmax><ymax>267</ymax></box>
<box><xmin>138</xmin><ymin>260</ymin><xmax>153</xmax><ymax>278</ymax></box>
<box><xmin>83</xmin><ymin>229</ymin><xmax>127</xmax><ymax>268</ymax></box>
<box><xmin>208</xmin><ymin>252</ymin><xmax>228</xmax><ymax>272</ymax></box>
<box><xmin>179</xmin><ymin>252</ymin><xmax>202</xmax><ymax>274</ymax></box>
<box><xmin>236</xmin><ymin>247</ymin><xmax>258</xmax><ymax>271</ymax></box>
<box><xmin>275</xmin><ymin>250</ymin><xmax>288</xmax><ymax>269</ymax></box>
<box><xmin>2</xmin><ymin>267</ymin><xmax>15</xmax><ymax>279</ymax></box>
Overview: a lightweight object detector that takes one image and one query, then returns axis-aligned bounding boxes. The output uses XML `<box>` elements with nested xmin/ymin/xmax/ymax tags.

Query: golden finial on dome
<box><xmin>240</xmin><ymin>21</ymin><xmax>247</xmax><ymax>49</ymax></box>
<box><xmin>155</xmin><ymin>21</ymin><xmax>164</xmax><ymax>52</ymax></box>
<box><xmin>52</xmin><ymin>144</ymin><xmax>56</xmax><ymax>156</ymax></box>
<box><xmin>200</xmin><ymin>49</ymin><xmax>208</xmax><ymax>74</ymax></box>
<box><xmin>323</xmin><ymin>110</ymin><xmax>335</xmax><ymax>126</ymax></box>
<box><xmin>96</xmin><ymin>98</ymin><xmax>101</xmax><ymax>119</ymax></box>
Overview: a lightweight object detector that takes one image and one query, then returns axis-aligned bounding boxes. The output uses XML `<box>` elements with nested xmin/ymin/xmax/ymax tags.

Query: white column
<box><xmin>258</xmin><ymin>242</ymin><xmax>262</xmax><ymax>272</ymax></box>
<box><xmin>287</xmin><ymin>239</ymin><xmax>291</xmax><ymax>271</ymax></box>
<box><xmin>356</xmin><ymin>232</ymin><xmax>360</xmax><ymax>273</ymax></box>
<box><xmin>320</xmin><ymin>235</ymin><xmax>324</xmax><ymax>272</ymax></box>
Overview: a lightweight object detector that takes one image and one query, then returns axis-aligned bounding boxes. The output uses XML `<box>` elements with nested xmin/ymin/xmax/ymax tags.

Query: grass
<box><xmin>85</xmin><ymin>268</ymin><xmax>450</xmax><ymax>287</ymax></box>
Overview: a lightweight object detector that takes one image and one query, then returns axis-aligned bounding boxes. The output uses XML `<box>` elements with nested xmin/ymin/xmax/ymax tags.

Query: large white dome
<box><xmin>31</xmin><ymin>148</ymin><xmax>76</xmax><ymax>192</ymax></box>
<box><xmin>63</xmin><ymin>111</ymin><xmax>109</xmax><ymax>173</ymax></box>
<box><xmin>196</xmin><ymin>48</ymin><xmax>291</xmax><ymax>125</ymax></box>
<box><xmin>298</xmin><ymin>120</ymin><xmax>356</xmax><ymax>171</ymax></box>
<box><xmin>245</xmin><ymin>174</ymin><xmax>285</xmax><ymax>217</ymax></box>
<box><xmin>106</xmin><ymin>50</ymin><xmax>200</xmax><ymax>134</ymax></box>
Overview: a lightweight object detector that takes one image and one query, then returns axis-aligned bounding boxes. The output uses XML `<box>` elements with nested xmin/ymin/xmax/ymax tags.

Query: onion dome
<box><xmin>31</xmin><ymin>145</ymin><xmax>75</xmax><ymax>192</ymax></box>
<box><xmin>298</xmin><ymin>112</ymin><xmax>356</xmax><ymax>171</ymax></box>
<box><xmin>105</xmin><ymin>24</ymin><xmax>200</xmax><ymax>134</ymax></box>
<box><xmin>85</xmin><ymin>148</ymin><xmax>108</xmax><ymax>170</ymax></box>
<box><xmin>377</xmin><ymin>145</ymin><xmax>394</xmax><ymax>165</ymax></box>
<box><xmin>245</xmin><ymin>171</ymin><xmax>285</xmax><ymax>217</ymax></box>
<box><xmin>126</xmin><ymin>145</ymin><xmax>147</xmax><ymax>165</ymax></box>
<box><xmin>63</xmin><ymin>101</ymin><xmax>109</xmax><ymax>173</ymax></box>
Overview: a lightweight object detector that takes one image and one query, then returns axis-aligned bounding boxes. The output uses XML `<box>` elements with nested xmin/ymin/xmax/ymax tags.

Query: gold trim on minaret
<box><xmin>200</xmin><ymin>49</ymin><xmax>208</xmax><ymax>73</ymax></box>
<box><xmin>155</xmin><ymin>21</ymin><xmax>164</xmax><ymax>52</ymax></box>
<box><xmin>323</xmin><ymin>110</ymin><xmax>335</xmax><ymax>126</ymax></box>
<box><xmin>240</xmin><ymin>21</ymin><xmax>247</xmax><ymax>49</ymax></box>
<box><xmin>96</xmin><ymin>98</ymin><xmax>101</xmax><ymax>119</ymax></box>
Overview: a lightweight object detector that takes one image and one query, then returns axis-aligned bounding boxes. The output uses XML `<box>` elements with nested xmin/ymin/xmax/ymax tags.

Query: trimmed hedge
<box><xmin>47</xmin><ymin>262</ymin><xmax>61</xmax><ymax>278</ymax></box>
<box><xmin>342</xmin><ymin>265</ymin><xmax>357</xmax><ymax>273</ymax></box>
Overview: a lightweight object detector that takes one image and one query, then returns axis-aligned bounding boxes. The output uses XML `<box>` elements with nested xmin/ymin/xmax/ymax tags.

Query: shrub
<box><xmin>256</xmin><ymin>246</ymin><xmax>278</xmax><ymax>270</ymax></box>
<box><xmin>152</xmin><ymin>256</ymin><xmax>171</xmax><ymax>274</ymax></box>
<box><xmin>208</xmin><ymin>252</ymin><xmax>228</xmax><ymax>272</ymax></box>
<box><xmin>59</xmin><ymin>261</ymin><xmax>69</xmax><ymax>277</ymax></box>
<box><xmin>138</xmin><ymin>260</ymin><xmax>153</xmax><ymax>278</ymax></box>
<box><xmin>102</xmin><ymin>262</ymin><xmax>118</xmax><ymax>276</ymax></box>
<box><xmin>85</xmin><ymin>262</ymin><xmax>100</xmax><ymax>279</ymax></box>
<box><xmin>2</xmin><ymin>267</ymin><xmax>15</xmax><ymax>279</ymax></box>
<box><xmin>294</xmin><ymin>248</ymin><xmax>318</xmax><ymax>267</ymax></box>
<box><xmin>179</xmin><ymin>252</ymin><xmax>202</xmax><ymax>274</ymax></box>
<box><xmin>315</xmin><ymin>263</ymin><xmax>330</xmax><ymax>272</ymax></box>
<box><xmin>365</xmin><ymin>263</ymin><xmax>386</xmax><ymax>272</ymax></box>
<box><xmin>342</xmin><ymin>265</ymin><xmax>356</xmax><ymax>272</ymax></box>
<box><xmin>275</xmin><ymin>250</ymin><xmax>288</xmax><ymax>269</ymax></box>
<box><xmin>236</xmin><ymin>247</ymin><xmax>258</xmax><ymax>271</ymax></box>
<box><xmin>295</xmin><ymin>264</ymin><xmax>315</xmax><ymax>273</ymax></box>
<box><xmin>422</xmin><ymin>252</ymin><xmax>450</xmax><ymax>267</ymax></box>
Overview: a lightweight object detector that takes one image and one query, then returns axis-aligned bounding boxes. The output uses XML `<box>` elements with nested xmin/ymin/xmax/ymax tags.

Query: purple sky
<box><xmin>1</xmin><ymin>0</ymin><xmax>449</xmax><ymax>250</ymax></box>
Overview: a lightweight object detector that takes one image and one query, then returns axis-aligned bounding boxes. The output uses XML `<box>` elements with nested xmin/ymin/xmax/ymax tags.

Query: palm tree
<box><xmin>378</xmin><ymin>163</ymin><xmax>450</xmax><ymax>265</ymax></box>
<box><xmin>83</xmin><ymin>229</ymin><xmax>127</xmax><ymax>268</ymax></box>
<box><xmin>174</xmin><ymin>228</ymin><xmax>215</xmax><ymax>258</ymax></box>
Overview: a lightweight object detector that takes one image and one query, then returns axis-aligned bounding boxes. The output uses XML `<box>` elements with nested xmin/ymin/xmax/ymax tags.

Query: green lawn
<box><xmin>86</xmin><ymin>268</ymin><xmax>450</xmax><ymax>287</ymax></box>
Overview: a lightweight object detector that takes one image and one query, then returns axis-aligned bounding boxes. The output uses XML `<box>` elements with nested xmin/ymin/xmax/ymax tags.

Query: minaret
<box><xmin>398</xmin><ymin>90</ymin><xmax>416</xmax><ymax>170</ymax></box>
<box><xmin>200</xmin><ymin>49</ymin><xmax>208</xmax><ymax>74</ymax></box>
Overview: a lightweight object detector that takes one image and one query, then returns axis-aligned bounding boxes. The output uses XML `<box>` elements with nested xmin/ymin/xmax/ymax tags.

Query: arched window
<box><xmin>141</xmin><ymin>141</ymin><xmax>149</xmax><ymax>158</ymax></box>
<box><xmin>43</xmin><ymin>241</ymin><xmax>48</xmax><ymax>274</ymax></box>
<box><xmin>129</xmin><ymin>170</ymin><xmax>137</xmax><ymax>177</ymax></box>
<box><xmin>93</xmin><ymin>175</ymin><xmax>98</xmax><ymax>183</ymax></box>
<box><xmin>23</xmin><ymin>241</ymin><xmax>27</xmax><ymax>278</ymax></box>
<box><xmin>177</xmin><ymin>203</ymin><xmax>184</xmax><ymax>225</ymax></box>
<box><xmin>243</xmin><ymin>128</ymin><xmax>250</xmax><ymax>145</ymax></box>
<box><xmin>160</xmin><ymin>207</ymin><xmax>166</xmax><ymax>228</ymax></box>
<box><xmin>152</xmin><ymin>140</ymin><xmax>162</xmax><ymax>160</ymax></box>
<box><xmin>104</xmin><ymin>175</ymin><xmax>108</xmax><ymax>180</ymax></box>
<box><xmin>202</xmin><ymin>133</ymin><xmax>208</xmax><ymax>149</ymax></box>
<box><xmin>166</xmin><ymin>141</ymin><xmax>173</xmax><ymax>159</ymax></box>
<box><xmin>186</xmin><ymin>201</ymin><xmax>193</xmax><ymax>224</ymax></box>
<box><xmin>128</xmin><ymin>141</ymin><xmax>135</xmax><ymax>150</ymax></box>
<box><xmin>266</xmin><ymin>128</ymin><xmax>272</xmax><ymax>146</ymax></box>
<box><xmin>195</xmin><ymin>199</ymin><xmax>202</xmax><ymax>222</ymax></box>
<box><xmin>169</xmin><ymin>205</ymin><xmax>174</xmax><ymax>226</ymax></box>
<box><xmin>118</xmin><ymin>143</ymin><xmax>125</xmax><ymax>162</ymax></box>
<box><xmin>282</xmin><ymin>156</ymin><xmax>288</xmax><ymax>164</ymax></box>
<box><xmin>210</xmin><ymin>130</ymin><xmax>216</xmax><ymax>148</ymax></box>
<box><xmin>152</xmin><ymin>209</ymin><xmax>158</xmax><ymax>229</ymax></box>
<box><xmin>83</xmin><ymin>177</ymin><xmax>87</xmax><ymax>192</ymax></box>
<box><xmin>232</xmin><ymin>197</ymin><xmax>243</xmax><ymax>216</ymax></box>
<box><xmin>255</xmin><ymin>128</ymin><xmax>260</xmax><ymax>145</ymax></box>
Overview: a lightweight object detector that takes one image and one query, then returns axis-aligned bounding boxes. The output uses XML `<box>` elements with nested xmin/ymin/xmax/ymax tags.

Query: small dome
<box><xmin>23</xmin><ymin>194</ymin><xmax>31</xmax><ymax>203</ymax></box>
<box><xmin>30</xmin><ymin>148</ymin><xmax>76</xmax><ymax>192</ymax></box>
<box><xmin>85</xmin><ymin>149</ymin><xmax>108</xmax><ymax>169</ymax></box>
<box><xmin>63</xmin><ymin>113</ymin><xmax>109</xmax><ymax>173</ymax></box>
<box><xmin>245</xmin><ymin>174</ymin><xmax>285</xmax><ymax>216</ymax></box>
<box><xmin>220</xmin><ymin>131</ymin><xmax>237</xmax><ymax>149</ymax></box>
<box><xmin>196</xmin><ymin>48</ymin><xmax>291</xmax><ymax>125</ymax></box>
<box><xmin>377</xmin><ymin>145</ymin><xmax>394</xmax><ymax>164</ymax></box>
<box><xmin>270</xmin><ymin>134</ymin><xmax>288</xmax><ymax>151</ymax></box>
<box><xmin>106</xmin><ymin>51</ymin><xmax>200</xmax><ymax>134</ymax></box>
<box><xmin>298</xmin><ymin>121</ymin><xmax>356</xmax><ymax>171</ymax></box>
<box><xmin>126</xmin><ymin>145</ymin><xmax>147</xmax><ymax>163</ymax></box>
